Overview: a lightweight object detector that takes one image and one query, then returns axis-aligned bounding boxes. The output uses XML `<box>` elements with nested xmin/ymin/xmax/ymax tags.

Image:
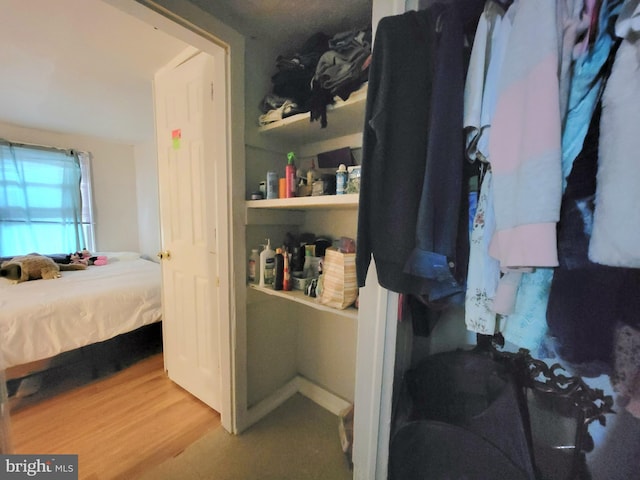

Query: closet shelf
<box><xmin>246</xmin><ymin>193</ymin><xmax>359</xmax><ymax>210</ymax></box>
<box><xmin>257</xmin><ymin>84</ymin><xmax>368</xmax><ymax>144</ymax></box>
<box><xmin>249</xmin><ymin>284</ymin><xmax>358</xmax><ymax>320</ymax></box>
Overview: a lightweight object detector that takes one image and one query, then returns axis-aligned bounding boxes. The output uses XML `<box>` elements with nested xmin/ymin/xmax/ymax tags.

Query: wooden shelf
<box><xmin>248</xmin><ymin>85</ymin><xmax>363</xmax><ymax>316</ymax></box>
<box><xmin>249</xmin><ymin>284</ymin><xmax>358</xmax><ymax>320</ymax></box>
<box><xmin>246</xmin><ymin>193</ymin><xmax>358</xmax><ymax>210</ymax></box>
<box><xmin>257</xmin><ymin>84</ymin><xmax>367</xmax><ymax>144</ymax></box>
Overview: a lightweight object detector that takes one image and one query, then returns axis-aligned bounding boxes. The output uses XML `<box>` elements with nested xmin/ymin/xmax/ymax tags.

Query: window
<box><xmin>0</xmin><ymin>140</ymin><xmax>96</xmax><ymax>257</ymax></box>
<box><xmin>78</xmin><ymin>151</ymin><xmax>96</xmax><ymax>253</ymax></box>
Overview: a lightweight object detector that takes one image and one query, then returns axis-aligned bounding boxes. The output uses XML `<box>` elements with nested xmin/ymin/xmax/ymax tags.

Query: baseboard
<box><xmin>244</xmin><ymin>377</ymin><xmax>299</xmax><ymax>427</ymax></box>
<box><xmin>295</xmin><ymin>376</ymin><xmax>351</xmax><ymax>416</ymax></box>
<box><xmin>244</xmin><ymin>375</ymin><xmax>352</xmax><ymax>428</ymax></box>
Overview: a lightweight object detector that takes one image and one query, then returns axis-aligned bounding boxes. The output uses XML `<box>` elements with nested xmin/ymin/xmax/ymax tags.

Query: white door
<box><xmin>154</xmin><ymin>49</ymin><xmax>227</xmax><ymax>411</ymax></box>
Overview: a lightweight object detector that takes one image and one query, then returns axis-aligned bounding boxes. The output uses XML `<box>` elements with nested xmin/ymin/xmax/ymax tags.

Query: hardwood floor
<box><xmin>9</xmin><ymin>353</ymin><xmax>220</xmax><ymax>480</ymax></box>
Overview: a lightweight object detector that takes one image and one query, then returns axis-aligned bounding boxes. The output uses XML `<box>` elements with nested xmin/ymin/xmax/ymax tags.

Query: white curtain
<box><xmin>0</xmin><ymin>141</ymin><xmax>86</xmax><ymax>256</ymax></box>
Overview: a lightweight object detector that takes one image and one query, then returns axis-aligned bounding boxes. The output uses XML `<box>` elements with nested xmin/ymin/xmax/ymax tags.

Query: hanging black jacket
<box><xmin>356</xmin><ymin>2</ymin><xmax>483</xmax><ymax>300</ymax></box>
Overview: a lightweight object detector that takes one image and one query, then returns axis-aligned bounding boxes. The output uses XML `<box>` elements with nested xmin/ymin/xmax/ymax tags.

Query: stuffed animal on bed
<box><xmin>68</xmin><ymin>249</ymin><xmax>108</xmax><ymax>266</ymax></box>
<box><xmin>0</xmin><ymin>253</ymin><xmax>87</xmax><ymax>284</ymax></box>
<box><xmin>91</xmin><ymin>255</ymin><xmax>108</xmax><ymax>266</ymax></box>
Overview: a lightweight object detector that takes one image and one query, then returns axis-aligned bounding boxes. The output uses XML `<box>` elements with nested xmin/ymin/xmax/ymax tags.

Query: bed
<box><xmin>0</xmin><ymin>252</ymin><xmax>163</xmax><ymax>379</ymax></box>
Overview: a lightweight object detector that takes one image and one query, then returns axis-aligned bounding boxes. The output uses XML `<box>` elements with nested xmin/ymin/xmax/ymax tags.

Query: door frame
<box><xmin>106</xmin><ymin>0</ymin><xmax>246</xmax><ymax>433</ymax></box>
<box><xmin>105</xmin><ymin>1</ymin><xmax>407</xmax><ymax>475</ymax></box>
<box><xmin>351</xmin><ymin>2</ymin><xmax>406</xmax><ymax>479</ymax></box>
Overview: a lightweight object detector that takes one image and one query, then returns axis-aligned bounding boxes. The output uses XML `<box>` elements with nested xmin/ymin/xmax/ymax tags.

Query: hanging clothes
<box><xmin>589</xmin><ymin>0</ymin><xmax>640</xmax><ymax>267</ymax></box>
<box><xmin>463</xmin><ymin>0</ymin><xmax>511</xmax><ymax>334</ymax></box>
<box><xmin>488</xmin><ymin>0</ymin><xmax>563</xmax><ymax>272</ymax></box>
<box><xmin>463</xmin><ymin>0</ymin><xmax>564</xmax><ymax>353</ymax></box>
<box><xmin>544</xmin><ymin>0</ymin><xmax>623</xmax><ymax>373</ymax></box>
<box><xmin>468</xmin><ymin>1</ymin><xmax>513</xmax><ymax>166</ymax></box>
<box><xmin>561</xmin><ymin>0</ymin><xmax>623</xmax><ymax>190</ymax></box>
<box><xmin>606</xmin><ymin>0</ymin><xmax>640</xmax><ymax>419</ymax></box>
<box><xmin>500</xmin><ymin>267</ymin><xmax>554</xmax><ymax>353</ymax></box>
<box><xmin>356</xmin><ymin>0</ymin><xmax>485</xmax><ymax>300</ymax></box>
<box><xmin>546</xmin><ymin>83</ymin><xmax>623</xmax><ymax>375</ymax></box>
<box><xmin>545</xmin><ymin>0</ymin><xmax>637</xmax><ymax>377</ymax></box>
<box><xmin>465</xmin><ymin>170</ymin><xmax>501</xmax><ymax>335</ymax></box>
<box><xmin>557</xmin><ymin>0</ymin><xmax>597</xmax><ymax>129</ymax></box>
<box><xmin>402</xmin><ymin>1</ymin><xmax>478</xmax><ymax>303</ymax></box>
<box><xmin>477</xmin><ymin>0</ymin><xmax>563</xmax><ymax>355</ymax></box>
<box><xmin>463</xmin><ymin>0</ymin><xmax>620</xmax><ymax>355</ymax></box>
<box><xmin>547</xmin><ymin>100</ymin><xmax>615</xmax><ymax>371</ymax></box>
<box><xmin>582</xmin><ymin>0</ymin><xmax>640</xmax><ymax>417</ymax></box>
<box><xmin>463</xmin><ymin>2</ymin><xmax>491</xmax><ymax>163</ymax></box>
<box><xmin>356</xmin><ymin>8</ymin><xmax>440</xmax><ymax>296</ymax></box>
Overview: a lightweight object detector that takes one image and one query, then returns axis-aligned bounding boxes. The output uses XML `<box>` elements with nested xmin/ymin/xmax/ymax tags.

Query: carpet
<box><xmin>138</xmin><ymin>394</ymin><xmax>353</xmax><ymax>480</ymax></box>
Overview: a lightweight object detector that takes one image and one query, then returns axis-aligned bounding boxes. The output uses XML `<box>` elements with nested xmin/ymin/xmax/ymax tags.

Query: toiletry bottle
<box><xmin>283</xmin><ymin>248</ymin><xmax>291</xmax><ymax>291</ymax></box>
<box><xmin>286</xmin><ymin>151</ymin><xmax>296</xmax><ymax>198</ymax></box>
<box><xmin>336</xmin><ymin>163</ymin><xmax>348</xmax><ymax>195</ymax></box>
<box><xmin>307</xmin><ymin>158</ymin><xmax>317</xmax><ymax>187</ymax></box>
<box><xmin>292</xmin><ymin>244</ymin><xmax>304</xmax><ymax>273</ymax></box>
<box><xmin>258</xmin><ymin>244</ymin><xmax>266</xmax><ymax>287</ymax></box>
<box><xmin>260</xmin><ymin>239</ymin><xmax>275</xmax><ymax>287</ymax></box>
<box><xmin>303</xmin><ymin>244</ymin><xmax>314</xmax><ymax>278</ymax></box>
<box><xmin>274</xmin><ymin>248</ymin><xmax>284</xmax><ymax>290</ymax></box>
<box><xmin>248</xmin><ymin>248</ymin><xmax>259</xmax><ymax>284</ymax></box>
<box><xmin>266</xmin><ymin>171</ymin><xmax>278</xmax><ymax>199</ymax></box>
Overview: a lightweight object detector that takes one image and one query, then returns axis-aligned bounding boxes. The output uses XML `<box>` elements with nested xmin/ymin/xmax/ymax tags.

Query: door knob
<box><xmin>157</xmin><ymin>250</ymin><xmax>171</xmax><ymax>260</ymax></box>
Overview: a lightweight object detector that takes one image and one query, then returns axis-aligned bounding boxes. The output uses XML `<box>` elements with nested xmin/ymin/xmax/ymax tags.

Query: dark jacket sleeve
<box><xmin>356</xmin><ymin>11</ymin><xmax>437</xmax><ymax>293</ymax></box>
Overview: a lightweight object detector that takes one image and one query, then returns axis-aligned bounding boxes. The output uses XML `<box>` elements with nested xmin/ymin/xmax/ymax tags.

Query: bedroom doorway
<box><xmin>154</xmin><ymin>47</ymin><xmax>227</xmax><ymax>412</ymax></box>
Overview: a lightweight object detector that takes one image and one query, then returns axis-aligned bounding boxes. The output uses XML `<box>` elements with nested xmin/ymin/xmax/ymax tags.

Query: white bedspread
<box><xmin>0</xmin><ymin>253</ymin><xmax>162</xmax><ymax>368</ymax></box>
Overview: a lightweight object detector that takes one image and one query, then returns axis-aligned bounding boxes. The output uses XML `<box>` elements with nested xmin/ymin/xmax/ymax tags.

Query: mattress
<box><xmin>0</xmin><ymin>252</ymin><xmax>162</xmax><ymax>369</ymax></box>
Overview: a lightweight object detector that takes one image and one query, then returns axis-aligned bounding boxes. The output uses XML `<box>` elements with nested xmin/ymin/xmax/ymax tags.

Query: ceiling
<box><xmin>189</xmin><ymin>0</ymin><xmax>372</xmax><ymax>56</ymax></box>
<box><xmin>0</xmin><ymin>0</ymin><xmax>191</xmax><ymax>144</ymax></box>
<box><xmin>0</xmin><ymin>0</ymin><xmax>371</xmax><ymax>145</ymax></box>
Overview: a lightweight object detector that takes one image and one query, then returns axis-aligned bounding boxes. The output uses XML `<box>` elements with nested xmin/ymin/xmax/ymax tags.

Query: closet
<box><xmin>354</xmin><ymin>1</ymin><xmax>640</xmax><ymax>479</ymax></box>
<box><xmin>241</xmin><ymin>31</ymin><xmax>369</xmax><ymax>429</ymax></box>
<box><xmin>144</xmin><ymin>0</ymin><xmax>374</xmax><ymax>443</ymax></box>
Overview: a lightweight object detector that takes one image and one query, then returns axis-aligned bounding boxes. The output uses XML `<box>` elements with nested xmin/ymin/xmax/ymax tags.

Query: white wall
<box><xmin>134</xmin><ymin>140</ymin><xmax>161</xmax><ymax>260</ymax></box>
<box><xmin>0</xmin><ymin>120</ymin><xmax>141</xmax><ymax>253</ymax></box>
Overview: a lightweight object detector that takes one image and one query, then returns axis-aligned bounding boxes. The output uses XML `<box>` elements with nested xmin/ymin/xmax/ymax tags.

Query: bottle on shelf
<box><xmin>274</xmin><ymin>248</ymin><xmax>284</xmax><ymax>290</ymax></box>
<box><xmin>292</xmin><ymin>244</ymin><xmax>304</xmax><ymax>273</ymax></box>
<box><xmin>248</xmin><ymin>248</ymin><xmax>259</xmax><ymax>284</ymax></box>
<box><xmin>259</xmin><ymin>238</ymin><xmax>275</xmax><ymax>287</ymax></box>
<box><xmin>307</xmin><ymin>158</ymin><xmax>318</xmax><ymax>188</ymax></box>
<box><xmin>303</xmin><ymin>244</ymin><xmax>315</xmax><ymax>278</ymax></box>
<box><xmin>336</xmin><ymin>163</ymin><xmax>348</xmax><ymax>195</ymax></box>
<box><xmin>283</xmin><ymin>248</ymin><xmax>291</xmax><ymax>291</ymax></box>
<box><xmin>266</xmin><ymin>171</ymin><xmax>278</xmax><ymax>199</ymax></box>
<box><xmin>286</xmin><ymin>151</ymin><xmax>297</xmax><ymax>198</ymax></box>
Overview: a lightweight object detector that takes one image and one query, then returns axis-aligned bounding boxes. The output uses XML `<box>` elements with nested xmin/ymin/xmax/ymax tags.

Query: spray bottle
<box><xmin>286</xmin><ymin>151</ymin><xmax>297</xmax><ymax>198</ymax></box>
